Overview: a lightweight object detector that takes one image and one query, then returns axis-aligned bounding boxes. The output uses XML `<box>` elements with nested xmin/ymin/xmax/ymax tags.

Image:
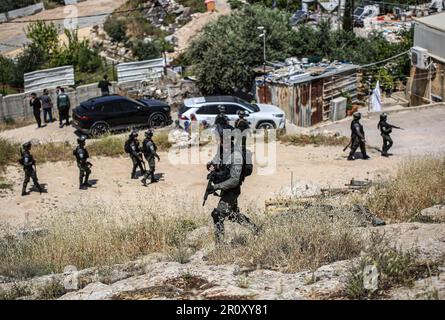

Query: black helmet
<box><xmin>22</xmin><ymin>141</ymin><xmax>32</xmax><ymax>150</ymax></box>
<box><xmin>380</xmin><ymin>112</ymin><xmax>388</xmax><ymax>120</ymax></box>
<box><xmin>145</xmin><ymin>129</ymin><xmax>154</xmax><ymax>137</ymax></box>
<box><xmin>353</xmin><ymin>112</ymin><xmax>361</xmax><ymax>120</ymax></box>
<box><xmin>237</xmin><ymin>110</ymin><xmax>248</xmax><ymax>118</ymax></box>
<box><xmin>77</xmin><ymin>135</ymin><xmax>87</xmax><ymax>145</ymax></box>
<box><xmin>217</xmin><ymin>105</ymin><xmax>226</xmax><ymax>113</ymax></box>
<box><xmin>129</xmin><ymin>130</ymin><xmax>138</xmax><ymax>138</ymax></box>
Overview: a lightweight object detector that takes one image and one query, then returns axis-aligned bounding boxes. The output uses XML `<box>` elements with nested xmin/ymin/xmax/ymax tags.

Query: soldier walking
<box><xmin>205</xmin><ymin>138</ymin><xmax>259</xmax><ymax>244</ymax></box>
<box><xmin>73</xmin><ymin>135</ymin><xmax>92</xmax><ymax>189</ymax></box>
<box><xmin>125</xmin><ymin>130</ymin><xmax>146</xmax><ymax>179</ymax></box>
<box><xmin>377</xmin><ymin>113</ymin><xmax>402</xmax><ymax>157</ymax></box>
<box><xmin>20</xmin><ymin>141</ymin><xmax>43</xmax><ymax>196</ymax></box>
<box><xmin>141</xmin><ymin>129</ymin><xmax>160</xmax><ymax>186</ymax></box>
<box><xmin>348</xmin><ymin>112</ymin><xmax>370</xmax><ymax>161</ymax></box>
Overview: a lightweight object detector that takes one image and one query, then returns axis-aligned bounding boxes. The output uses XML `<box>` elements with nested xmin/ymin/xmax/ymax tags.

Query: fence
<box><xmin>0</xmin><ymin>82</ymin><xmax>119</xmax><ymax>122</ymax></box>
<box><xmin>117</xmin><ymin>58</ymin><xmax>166</xmax><ymax>85</ymax></box>
<box><xmin>24</xmin><ymin>66</ymin><xmax>75</xmax><ymax>93</ymax></box>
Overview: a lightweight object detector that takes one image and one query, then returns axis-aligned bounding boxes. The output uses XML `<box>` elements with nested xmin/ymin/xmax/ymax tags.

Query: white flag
<box><xmin>372</xmin><ymin>80</ymin><xmax>382</xmax><ymax>112</ymax></box>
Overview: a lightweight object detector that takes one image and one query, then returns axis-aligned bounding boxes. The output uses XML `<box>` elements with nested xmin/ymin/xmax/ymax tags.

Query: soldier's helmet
<box><xmin>22</xmin><ymin>141</ymin><xmax>32</xmax><ymax>150</ymax></box>
<box><xmin>217</xmin><ymin>105</ymin><xmax>226</xmax><ymax>114</ymax></box>
<box><xmin>145</xmin><ymin>129</ymin><xmax>154</xmax><ymax>137</ymax></box>
<box><xmin>237</xmin><ymin>110</ymin><xmax>248</xmax><ymax>118</ymax></box>
<box><xmin>129</xmin><ymin>130</ymin><xmax>138</xmax><ymax>138</ymax></box>
<box><xmin>353</xmin><ymin>112</ymin><xmax>361</xmax><ymax>120</ymax></box>
<box><xmin>77</xmin><ymin>135</ymin><xmax>87</xmax><ymax>145</ymax></box>
<box><xmin>380</xmin><ymin>112</ymin><xmax>388</xmax><ymax>120</ymax></box>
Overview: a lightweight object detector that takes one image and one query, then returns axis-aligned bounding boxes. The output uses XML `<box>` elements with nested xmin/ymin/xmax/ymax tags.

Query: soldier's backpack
<box><xmin>124</xmin><ymin>140</ymin><xmax>132</xmax><ymax>154</ymax></box>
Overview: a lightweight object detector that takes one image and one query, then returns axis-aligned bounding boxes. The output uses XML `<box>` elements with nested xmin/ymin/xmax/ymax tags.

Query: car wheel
<box><xmin>257</xmin><ymin>121</ymin><xmax>276</xmax><ymax>130</ymax></box>
<box><xmin>148</xmin><ymin>112</ymin><xmax>167</xmax><ymax>128</ymax></box>
<box><xmin>90</xmin><ymin>122</ymin><xmax>109</xmax><ymax>137</ymax></box>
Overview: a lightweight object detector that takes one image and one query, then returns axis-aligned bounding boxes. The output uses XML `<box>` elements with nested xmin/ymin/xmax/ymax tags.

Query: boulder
<box><xmin>419</xmin><ymin>205</ymin><xmax>445</xmax><ymax>223</ymax></box>
<box><xmin>59</xmin><ymin>282</ymin><xmax>113</xmax><ymax>300</ymax></box>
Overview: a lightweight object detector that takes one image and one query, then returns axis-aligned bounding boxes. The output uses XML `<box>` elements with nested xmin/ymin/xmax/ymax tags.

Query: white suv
<box><xmin>178</xmin><ymin>96</ymin><xmax>286</xmax><ymax>130</ymax></box>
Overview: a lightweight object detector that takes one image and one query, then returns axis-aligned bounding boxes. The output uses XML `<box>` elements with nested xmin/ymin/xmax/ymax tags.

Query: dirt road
<box><xmin>2</xmin><ymin>106</ymin><xmax>445</xmax><ymax>228</ymax></box>
<box><xmin>0</xmin><ymin>0</ymin><xmax>126</xmax><ymax>54</ymax></box>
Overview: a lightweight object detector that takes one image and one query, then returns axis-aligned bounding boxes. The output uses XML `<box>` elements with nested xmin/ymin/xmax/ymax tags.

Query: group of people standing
<box><xmin>29</xmin><ymin>87</ymin><xmax>71</xmax><ymax>129</ymax></box>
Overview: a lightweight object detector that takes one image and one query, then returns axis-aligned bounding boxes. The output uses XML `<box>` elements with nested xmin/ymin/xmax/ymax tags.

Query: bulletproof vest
<box><xmin>142</xmin><ymin>139</ymin><xmax>156</xmax><ymax>157</ymax></box>
<box><xmin>74</xmin><ymin>146</ymin><xmax>89</xmax><ymax>163</ymax></box>
<box><xmin>378</xmin><ymin>121</ymin><xmax>392</xmax><ymax>134</ymax></box>
<box><xmin>20</xmin><ymin>151</ymin><xmax>34</xmax><ymax>168</ymax></box>
<box><xmin>351</xmin><ymin>120</ymin><xmax>364</xmax><ymax>138</ymax></box>
<box><xmin>235</xmin><ymin>118</ymin><xmax>250</xmax><ymax>132</ymax></box>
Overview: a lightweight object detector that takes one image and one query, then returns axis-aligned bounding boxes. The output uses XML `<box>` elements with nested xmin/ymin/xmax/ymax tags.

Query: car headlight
<box><xmin>273</xmin><ymin>114</ymin><xmax>284</xmax><ymax>118</ymax></box>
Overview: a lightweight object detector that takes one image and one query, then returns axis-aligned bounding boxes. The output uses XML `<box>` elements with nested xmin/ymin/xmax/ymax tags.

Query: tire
<box><xmin>256</xmin><ymin>121</ymin><xmax>276</xmax><ymax>130</ymax></box>
<box><xmin>148</xmin><ymin>112</ymin><xmax>167</xmax><ymax>128</ymax></box>
<box><xmin>90</xmin><ymin>122</ymin><xmax>110</xmax><ymax>137</ymax></box>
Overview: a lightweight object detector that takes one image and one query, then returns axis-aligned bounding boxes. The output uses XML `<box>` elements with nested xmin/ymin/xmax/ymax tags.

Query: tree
<box><xmin>343</xmin><ymin>0</ymin><xmax>354</xmax><ymax>32</ymax></box>
<box><xmin>25</xmin><ymin>21</ymin><xmax>59</xmax><ymax>56</ymax></box>
<box><xmin>131</xmin><ymin>40</ymin><xmax>161</xmax><ymax>61</ymax></box>
<box><xmin>186</xmin><ymin>5</ymin><xmax>294</xmax><ymax>94</ymax></box>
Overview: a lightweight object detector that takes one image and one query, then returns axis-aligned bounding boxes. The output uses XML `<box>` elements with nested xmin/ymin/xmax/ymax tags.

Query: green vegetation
<box><xmin>279</xmin><ymin>134</ymin><xmax>349</xmax><ymax>147</ymax></box>
<box><xmin>186</xmin><ymin>5</ymin><xmax>413</xmax><ymax>95</ymax></box>
<box><xmin>0</xmin><ymin>0</ymin><xmax>36</xmax><ymax>12</ymax></box>
<box><xmin>346</xmin><ymin>233</ymin><xmax>439</xmax><ymax>299</ymax></box>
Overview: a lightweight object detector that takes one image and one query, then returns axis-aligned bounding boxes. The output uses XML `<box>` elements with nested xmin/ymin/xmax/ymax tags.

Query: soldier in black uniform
<box><xmin>20</xmin><ymin>141</ymin><xmax>43</xmax><ymax>196</ymax></box>
<box><xmin>348</xmin><ymin>112</ymin><xmax>370</xmax><ymax>161</ymax></box>
<box><xmin>73</xmin><ymin>135</ymin><xmax>92</xmax><ymax>189</ymax></box>
<box><xmin>377</xmin><ymin>113</ymin><xmax>400</xmax><ymax>157</ymax></box>
<box><xmin>214</xmin><ymin>105</ymin><xmax>229</xmax><ymax>127</ymax></box>
<box><xmin>141</xmin><ymin>129</ymin><xmax>160</xmax><ymax>186</ymax></box>
<box><xmin>206</xmin><ymin>139</ymin><xmax>259</xmax><ymax>244</ymax></box>
<box><xmin>234</xmin><ymin>110</ymin><xmax>250</xmax><ymax>154</ymax></box>
<box><xmin>125</xmin><ymin>130</ymin><xmax>146</xmax><ymax>179</ymax></box>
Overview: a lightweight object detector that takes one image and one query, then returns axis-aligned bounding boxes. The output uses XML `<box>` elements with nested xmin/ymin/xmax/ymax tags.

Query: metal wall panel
<box><xmin>117</xmin><ymin>58</ymin><xmax>165</xmax><ymax>84</ymax></box>
<box><xmin>24</xmin><ymin>65</ymin><xmax>75</xmax><ymax>93</ymax></box>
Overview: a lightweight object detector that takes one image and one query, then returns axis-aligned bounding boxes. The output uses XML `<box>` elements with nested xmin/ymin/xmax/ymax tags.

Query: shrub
<box><xmin>130</xmin><ymin>39</ymin><xmax>161</xmax><ymax>61</ymax></box>
<box><xmin>279</xmin><ymin>134</ymin><xmax>349</xmax><ymax>147</ymax></box>
<box><xmin>365</xmin><ymin>156</ymin><xmax>445</xmax><ymax>222</ymax></box>
<box><xmin>104</xmin><ymin>17</ymin><xmax>128</xmax><ymax>43</ymax></box>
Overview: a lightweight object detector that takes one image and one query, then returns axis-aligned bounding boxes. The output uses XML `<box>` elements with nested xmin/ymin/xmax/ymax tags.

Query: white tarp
<box><xmin>24</xmin><ymin>65</ymin><xmax>75</xmax><ymax>93</ymax></box>
<box><xmin>117</xmin><ymin>58</ymin><xmax>166</xmax><ymax>84</ymax></box>
<box><xmin>372</xmin><ymin>80</ymin><xmax>382</xmax><ymax>112</ymax></box>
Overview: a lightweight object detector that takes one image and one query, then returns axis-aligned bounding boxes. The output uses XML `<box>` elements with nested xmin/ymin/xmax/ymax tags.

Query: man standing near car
<box><xmin>98</xmin><ymin>75</ymin><xmax>112</xmax><ymax>96</ymax></box>
<box><xmin>125</xmin><ymin>130</ymin><xmax>146</xmax><ymax>179</ymax></box>
<box><xmin>57</xmin><ymin>87</ymin><xmax>71</xmax><ymax>128</ymax></box>
<box><xmin>141</xmin><ymin>129</ymin><xmax>160</xmax><ymax>186</ymax></box>
<box><xmin>40</xmin><ymin>89</ymin><xmax>54</xmax><ymax>124</ymax></box>
<box><xmin>29</xmin><ymin>93</ymin><xmax>42</xmax><ymax>128</ymax></box>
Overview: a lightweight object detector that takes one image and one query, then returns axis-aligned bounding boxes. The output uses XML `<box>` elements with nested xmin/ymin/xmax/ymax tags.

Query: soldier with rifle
<box><xmin>203</xmin><ymin>134</ymin><xmax>259</xmax><ymax>244</ymax></box>
<box><xmin>19</xmin><ymin>141</ymin><xmax>43</xmax><ymax>196</ymax></box>
<box><xmin>124</xmin><ymin>130</ymin><xmax>146</xmax><ymax>179</ymax></box>
<box><xmin>377</xmin><ymin>112</ymin><xmax>403</xmax><ymax>157</ymax></box>
<box><xmin>347</xmin><ymin>112</ymin><xmax>370</xmax><ymax>161</ymax></box>
<box><xmin>141</xmin><ymin>129</ymin><xmax>160</xmax><ymax>186</ymax></box>
<box><xmin>73</xmin><ymin>135</ymin><xmax>93</xmax><ymax>189</ymax></box>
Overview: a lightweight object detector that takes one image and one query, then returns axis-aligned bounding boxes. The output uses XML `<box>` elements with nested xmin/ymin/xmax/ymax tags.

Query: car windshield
<box><xmin>234</xmin><ymin>97</ymin><xmax>260</xmax><ymax>112</ymax></box>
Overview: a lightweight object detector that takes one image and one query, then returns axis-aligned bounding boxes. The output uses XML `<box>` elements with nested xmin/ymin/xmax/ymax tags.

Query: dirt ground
<box><xmin>0</xmin><ymin>0</ymin><xmax>126</xmax><ymax>55</ymax></box>
<box><xmin>1</xmin><ymin>106</ymin><xmax>445</xmax><ymax>228</ymax></box>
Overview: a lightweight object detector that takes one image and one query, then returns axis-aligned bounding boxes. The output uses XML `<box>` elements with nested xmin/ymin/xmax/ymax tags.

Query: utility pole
<box><xmin>258</xmin><ymin>26</ymin><xmax>266</xmax><ymax>85</ymax></box>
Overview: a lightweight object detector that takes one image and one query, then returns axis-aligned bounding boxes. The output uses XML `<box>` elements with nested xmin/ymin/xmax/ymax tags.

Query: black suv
<box><xmin>72</xmin><ymin>95</ymin><xmax>172</xmax><ymax>136</ymax></box>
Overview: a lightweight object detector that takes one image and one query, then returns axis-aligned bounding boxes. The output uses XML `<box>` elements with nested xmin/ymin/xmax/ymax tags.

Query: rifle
<box><xmin>202</xmin><ymin>171</ymin><xmax>220</xmax><ymax>206</ymax></box>
<box><xmin>139</xmin><ymin>154</ymin><xmax>146</xmax><ymax>172</ymax></box>
<box><xmin>87</xmin><ymin>161</ymin><xmax>93</xmax><ymax>167</ymax></box>
<box><xmin>343</xmin><ymin>140</ymin><xmax>352</xmax><ymax>152</ymax></box>
<box><xmin>389</xmin><ymin>124</ymin><xmax>404</xmax><ymax>130</ymax></box>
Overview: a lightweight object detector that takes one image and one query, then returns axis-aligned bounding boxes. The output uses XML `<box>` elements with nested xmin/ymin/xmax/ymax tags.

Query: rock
<box><xmin>199</xmin><ymin>285</ymin><xmax>257</xmax><ymax>299</ymax></box>
<box><xmin>59</xmin><ymin>282</ymin><xmax>113</xmax><ymax>300</ymax></box>
<box><xmin>419</xmin><ymin>205</ymin><xmax>445</xmax><ymax>223</ymax></box>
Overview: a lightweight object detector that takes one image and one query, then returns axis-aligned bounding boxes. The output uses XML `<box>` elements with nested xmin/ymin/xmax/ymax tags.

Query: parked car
<box><xmin>72</xmin><ymin>95</ymin><xmax>172</xmax><ymax>136</ymax></box>
<box><xmin>178</xmin><ymin>96</ymin><xmax>286</xmax><ymax>130</ymax></box>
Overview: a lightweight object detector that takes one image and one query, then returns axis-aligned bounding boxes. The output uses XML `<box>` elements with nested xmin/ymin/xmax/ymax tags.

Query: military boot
<box><xmin>362</xmin><ymin>154</ymin><xmax>370</xmax><ymax>160</ymax></box>
<box><xmin>21</xmin><ymin>186</ymin><xmax>28</xmax><ymax>196</ymax></box>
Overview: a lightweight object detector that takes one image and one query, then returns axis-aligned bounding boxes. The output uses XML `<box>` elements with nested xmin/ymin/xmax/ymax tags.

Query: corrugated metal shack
<box><xmin>256</xmin><ymin>60</ymin><xmax>359</xmax><ymax>127</ymax></box>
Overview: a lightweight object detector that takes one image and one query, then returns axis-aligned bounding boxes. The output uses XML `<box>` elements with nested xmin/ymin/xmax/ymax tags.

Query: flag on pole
<box><xmin>372</xmin><ymin>80</ymin><xmax>382</xmax><ymax>112</ymax></box>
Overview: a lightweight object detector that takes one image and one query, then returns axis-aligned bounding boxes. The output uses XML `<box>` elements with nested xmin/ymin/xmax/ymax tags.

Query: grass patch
<box><xmin>0</xmin><ymin>196</ymin><xmax>207</xmax><ymax>279</ymax></box>
<box><xmin>35</xmin><ymin>278</ymin><xmax>67</xmax><ymax>300</ymax></box>
<box><xmin>279</xmin><ymin>134</ymin><xmax>349</xmax><ymax>147</ymax></box>
<box><xmin>0</xmin><ymin>282</ymin><xmax>31</xmax><ymax>300</ymax></box>
<box><xmin>206</xmin><ymin>207</ymin><xmax>364</xmax><ymax>273</ymax></box>
<box><xmin>345</xmin><ymin>233</ymin><xmax>439</xmax><ymax>299</ymax></box>
<box><xmin>0</xmin><ymin>118</ymin><xmax>34</xmax><ymax>132</ymax></box>
<box><xmin>365</xmin><ymin>156</ymin><xmax>445</xmax><ymax>222</ymax></box>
